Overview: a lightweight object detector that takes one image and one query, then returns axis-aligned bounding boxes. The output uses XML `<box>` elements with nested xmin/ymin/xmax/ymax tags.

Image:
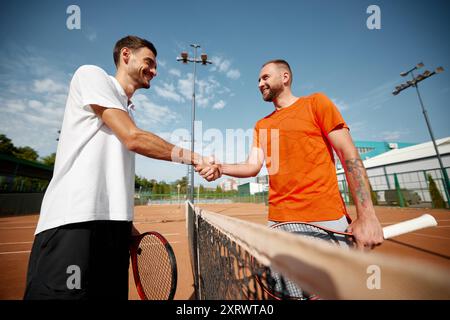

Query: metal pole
<box><xmin>190</xmin><ymin>44</ymin><xmax>200</xmax><ymax>203</ymax></box>
<box><xmin>411</xmin><ymin>72</ymin><xmax>450</xmax><ymax>203</ymax></box>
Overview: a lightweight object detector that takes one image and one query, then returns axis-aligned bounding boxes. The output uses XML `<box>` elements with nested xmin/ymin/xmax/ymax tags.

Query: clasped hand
<box><xmin>194</xmin><ymin>156</ymin><xmax>222</xmax><ymax>182</ymax></box>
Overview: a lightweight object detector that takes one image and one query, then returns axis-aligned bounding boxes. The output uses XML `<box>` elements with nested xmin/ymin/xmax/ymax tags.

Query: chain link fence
<box><xmin>338</xmin><ymin>167</ymin><xmax>449</xmax><ymax>208</ymax></box>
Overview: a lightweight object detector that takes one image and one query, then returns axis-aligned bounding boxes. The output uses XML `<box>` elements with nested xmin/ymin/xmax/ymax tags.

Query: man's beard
<box><xmin>262</xmin><ymin>85</ymin><xmax>282</xmax><ymax>102</ymax></box>
<box><xmin>131</xmin><ymin>67</ymin><xmax>150</xmax><ymax>89</ymax></box>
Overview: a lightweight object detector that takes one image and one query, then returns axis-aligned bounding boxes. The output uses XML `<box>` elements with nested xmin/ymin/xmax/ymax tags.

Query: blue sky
<box><xmin>1</xmin><ymin>0</ymin><xmax>449</xmax><ymax>186</ymax></box>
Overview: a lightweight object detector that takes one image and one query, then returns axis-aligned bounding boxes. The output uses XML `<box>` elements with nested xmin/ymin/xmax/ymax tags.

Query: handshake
<box><xmin>194</xmin><ymin>156</ymin><xmax>223</xmax><ymax>182</ymax></box>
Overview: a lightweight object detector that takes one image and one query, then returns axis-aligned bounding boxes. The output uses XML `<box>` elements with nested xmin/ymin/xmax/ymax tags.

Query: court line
<box><xmin>407</xmin><ymin>233</ymin><xmax>450</xmax><ymax>240</ymax></box>
<box><xmin>0</xmin><ymin>250</ymin><xmax>31</xmax><ymax>255</ymax></box>
<box><xmin>387</xmin><ymin>239</ymin><xmax>450</xmax><ymax>260</ymax></box>
<box><xmin>0</xmin><ymin>241</ymin><xmax>33</xmax><ymax>245</ymax></box>
<box><xmin>0</xmin><ymin>226</ymin><xmax>35</xmax><ymax>230</ymax></box>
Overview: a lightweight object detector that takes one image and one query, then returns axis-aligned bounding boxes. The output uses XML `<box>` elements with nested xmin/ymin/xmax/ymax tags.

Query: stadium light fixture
<box><xmin>392</xmin><ymin>62</ymin><xmax>449</xmax><ymax>204</ymax></box>
<box><xmin>436</xmin><ymin>66</ymin><xmax>444</xmax><ymax>74</ymax></box>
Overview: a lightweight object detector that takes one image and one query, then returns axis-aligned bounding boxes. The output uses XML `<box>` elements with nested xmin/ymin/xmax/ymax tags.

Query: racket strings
<box><xmin>263</xmin><ymin>223</ymin><xmax>345</xmax><ymax>300</ymax></box>
<box><xmin>136</xmin><ymin>234</ymin><xmax>174</xmax><ymax>300</ymax></box>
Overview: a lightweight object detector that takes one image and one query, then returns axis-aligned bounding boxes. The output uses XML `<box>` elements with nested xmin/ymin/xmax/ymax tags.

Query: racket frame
<box><xmin>130</xmin><ymin>231</ymin><xmax>178</xmax><ymax>300</ymax></box>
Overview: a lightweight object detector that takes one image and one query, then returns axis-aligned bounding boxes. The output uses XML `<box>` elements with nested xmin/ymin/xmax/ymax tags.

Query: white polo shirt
<box><xmin>35</xmin><ymin>65</ymin><xmax>135</xmax><ymax>235</ymax></box>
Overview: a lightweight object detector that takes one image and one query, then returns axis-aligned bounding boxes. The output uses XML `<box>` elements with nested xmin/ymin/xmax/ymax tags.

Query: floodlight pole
<box><xmin>190</xmin><ymin>44</ymin><xmax>199</xmax><ymax>204</ymax></box>
<box><xmin>177</xmin><ymin>44</ymin><xmax>212</xmax><ymax>203</ymax></box>
<box><xmin>393</xmin><ymin>64</ymin><xmax>450</xmax><ymax>205</ymax></box>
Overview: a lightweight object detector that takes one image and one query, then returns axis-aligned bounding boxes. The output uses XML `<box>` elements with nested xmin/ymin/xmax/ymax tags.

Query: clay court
<box><xmin>0</xmin><ymin>203</ymin><xmax>449</xmax><ymax>300</ymax></box>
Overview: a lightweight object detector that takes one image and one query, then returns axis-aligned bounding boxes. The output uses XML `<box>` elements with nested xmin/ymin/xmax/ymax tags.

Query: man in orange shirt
<box><xmin>198</xmin><ymin>59</ymin><xmax>383</xmax><ymax>249</ymax></box>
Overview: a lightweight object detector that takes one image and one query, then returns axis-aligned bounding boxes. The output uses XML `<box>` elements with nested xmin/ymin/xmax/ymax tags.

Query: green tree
<box><xmin>428</xmin><ymin>174</ymin><xmax>445</xmax><ymax>209</ymax></box>
<box><xmin>135</xmin><ymin>175</ymin><xmax>154</xmax><ymax>191</ymax></box>
<box><xmin>0</xmin><ymin>134</ymin><xmax>15</xmax><ymax>155</ymax></box>
<box><xmin>41</xmin><ymin>153</ymin><xmax>56</xmax><ymax>167</ymax></box>
<box><xmin>161</xmin><ymin>181</ymin><xmax>171</xmax><ymax>195</ymax></box>
<box><xmin>173</xmin><ymin>176</ymin><xmax>188</xmax><ymax>194</ymax></box>
<box><xmin>215</xmin><ymin>185</ymin><xmax>223</xmax><ymax>194</ymax></box>
<box><xmin>152</xmin><ymin>183</ymin><xmax>159</xmax><ymax>196</ymax></box>
<box><xmin>13</xmin><ymin>146</ymin><xmax>39</xmax><ymax>161</ymax></box>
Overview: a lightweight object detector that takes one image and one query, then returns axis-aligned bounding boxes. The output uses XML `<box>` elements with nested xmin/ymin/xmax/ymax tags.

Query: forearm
<box><xmin>221</xmin><ymin>163</ymin><xmax>261</xmax><ymax>178</ymax></box>
<box><xmin>340</xmin><ymin>153</ymin><xmax>376</xmax><ymax>218</ymax></box>
<box><xmin>128</xmin><ymin>129</ymin><xmax>201</xmax><ymax>165</ymax></box>
<box><xmin>91</xmin><ymin>105</ymin><xmax>203</xmax><ymax>165</ymax></box>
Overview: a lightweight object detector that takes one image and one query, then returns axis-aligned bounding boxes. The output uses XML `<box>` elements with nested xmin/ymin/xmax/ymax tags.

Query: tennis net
<box><xmin>186</xmin><ymin>201</ymin><xmax>450</xmax><ymax>300</ymax></box>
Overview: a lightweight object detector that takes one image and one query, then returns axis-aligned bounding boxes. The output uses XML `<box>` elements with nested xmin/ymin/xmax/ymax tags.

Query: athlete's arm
<box><xmin>91</xmin><ymin>105</ymin><xmax>206</xmax><ymax>165</ymax></box>
<box><xmin>197</xmin><ymin>145</ymin><xmax>264</xmax><ymax>181</ymax></box>
<box><xmin>328</xmin><ymin>127</ymin><xmax>383</xmax><ymax>249</ymax></box>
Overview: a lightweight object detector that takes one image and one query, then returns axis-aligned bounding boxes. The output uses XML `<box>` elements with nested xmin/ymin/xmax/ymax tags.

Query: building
<box><xmin>238</xmin><ymin>182</ymin><xmax>267</xmax><ymax>195</ymax></box>
<box><xmin>335</xmin><ymin>140</ymin><xmax>416</xmax><ymax>169</ymax></box>
<box><xmin>337</xmin><ymin>137</ymin><xmax>450</xmax><ymax>205</ymax></box>
<box><xmin>219</xmin><ymin>178</ymin><xmax>239</xmax><ymax>192</ymax></box>
<box><xmin>255</xmin><ymin>175</ymin><xmax>268</xmax><ymax>185</ymax></box>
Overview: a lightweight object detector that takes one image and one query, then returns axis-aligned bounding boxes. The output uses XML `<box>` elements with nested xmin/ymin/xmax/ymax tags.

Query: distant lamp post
<box><xmin>392</xmin><ymin>63</ymin><xmax>449</xmax><ymax>205</ymax></box>
<box><xmin>176</xmin><ymin>44</ymin><xmax>212</xmax><ymax>203</ymax></box>
<box><xmin>177</xmin><ymin>184</ymin><xmax>181</xmax><ymax>207</ymax></box>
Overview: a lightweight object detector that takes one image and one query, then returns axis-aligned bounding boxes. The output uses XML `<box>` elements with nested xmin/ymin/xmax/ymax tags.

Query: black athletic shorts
<box><xmin>23</xmin><ymin>220</ymin><xmax>132</xmax><ymax>300</ymax></box>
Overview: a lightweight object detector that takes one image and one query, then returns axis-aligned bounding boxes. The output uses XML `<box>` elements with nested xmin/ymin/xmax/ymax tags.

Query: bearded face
<box><xmin>260</xmin><ymin>81</ymin><xmax>283</xmax><ymax>102</ymax></box>
<box><xmin>127</xmin><ymin>47</ymin><xmax>157</xmax><ymax>90</ymax></box>
<box><xmin>258</xmin><ymin>64</ymin><xmax>285</xmax><ymax>102</ymax></box>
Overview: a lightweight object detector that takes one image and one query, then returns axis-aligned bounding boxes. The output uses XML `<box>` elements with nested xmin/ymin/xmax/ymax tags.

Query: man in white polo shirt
<box><xmin>24</xmin><ymin>35</ymin><xmax>207</xmax><ymax>300</ymax></box>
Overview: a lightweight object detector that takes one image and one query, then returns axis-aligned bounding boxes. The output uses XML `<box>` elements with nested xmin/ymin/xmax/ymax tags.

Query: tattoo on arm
<box><xmin>345</xmin><ymin>158</ymin><xmax>370</xmax><ymax>208</ymax></box>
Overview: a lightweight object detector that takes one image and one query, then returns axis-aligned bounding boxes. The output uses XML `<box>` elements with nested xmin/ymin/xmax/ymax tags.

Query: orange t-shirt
<box><xmin>254</xmin><ymin>92</ymin><xmax>349</xmax><ymax>222</ymax></box>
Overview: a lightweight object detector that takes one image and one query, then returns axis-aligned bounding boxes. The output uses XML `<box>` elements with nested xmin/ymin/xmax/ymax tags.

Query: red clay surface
<box><xmin>0</xmin><ymin>203</ymin><xmax>449</xmax><ymax>300</ymax></box>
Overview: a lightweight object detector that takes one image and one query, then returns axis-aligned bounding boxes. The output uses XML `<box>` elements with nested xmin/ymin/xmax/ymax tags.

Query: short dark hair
<box><xmin>262</xmin><ymin>59</ymin><xmax>293</xmax><ymax>85</ymax></box>
<box><xmin>113</xmin><ymin>35</ymin><xmax>157</xmax><ymax>67</ymax></box>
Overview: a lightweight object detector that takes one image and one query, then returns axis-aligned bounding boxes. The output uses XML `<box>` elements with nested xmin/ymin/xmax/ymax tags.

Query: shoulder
<box><xmin>254</xmin><ymin>111</ymin><xmax>276</xmax><ymax>129</ymax></box>
<box><xmin>308</xmin><ymin>92</ymin><xmax>331</xmax><ymax>105</ymax></box>
<box><xmin>73</xmin><ymin>65</ymin><xmax>109</xmax><ymax>79</ymax></box>
<box><xmin>307</xmin><ymin>92</ymin><xmax>336</xmax><ymax>114</ymax></box>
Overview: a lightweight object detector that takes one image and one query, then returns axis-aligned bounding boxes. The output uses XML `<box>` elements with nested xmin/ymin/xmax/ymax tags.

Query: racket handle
<box><xmin>382</xmin><ymin>214</ymin><xmax>437</xmax><ymax>239</ymax></box>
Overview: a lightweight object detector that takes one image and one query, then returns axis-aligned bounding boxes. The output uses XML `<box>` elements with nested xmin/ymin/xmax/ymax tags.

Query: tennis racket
<box><xmin>130</xmin><ymin>231</ymin><xmax>178</xmax><ymax>300</ymax></box>
<box><xmin>259</xmin><ymin>214</ymin><xmax>438</xmax><ymax>300</ymax></box>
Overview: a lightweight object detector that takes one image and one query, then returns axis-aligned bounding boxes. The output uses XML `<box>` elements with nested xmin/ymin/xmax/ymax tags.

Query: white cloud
<box><xmin>226</xmin><ymin>69</ymin><xmax>240</xmax><ymax>80</ymax></box>
<box><xmin>218</xmin><ymin>60</ymin><xmax>231</xmax><ymax>73</ymax></box>
<box><xmin>86</xmin><ymin>32</ymin><xmax>97</xmax><ymax>42</ymax></box>
<box><xmin>158</xmin><ymin>60</ymin><xmax>167</xmax><ymax>68</ymax></box>
<box><xmin>154</xmin><ymin>82</ymin><xmax>185</xmax><ymax>103</ymax></box>
<box><xmin>177</xmin><ymin>73</ymin><xmax>194</xmax><ymax>100</ymax></box>
<box><xmin>380</xmin><ymin>131</ymin><xmax>409</xmax><ymax>141</ymax></box>
<box><xmin>4</xmin><ymin>99</ymin><xmax>26</xmax><ymax>112</ymax></box>
<box><xmin>169</xmin><ymin>68</ymin><xmax>181</xmax><ymax>77</ymax></box>
<box><xmin>33</xmin><ymin>78</ymin><xmax>67</xmax><ymax>94</ymax></box>
<box><xmin>331</xmin><ymin>98</ymin><xmax>350</xmax><ymax>112</ymax></box>
<box><xmin>212</xmin><ymin>100</ymin><xmax>226</xmax><ymax>110</ymax></box>
<box><xmin>22</xmin><ymin>113</ymin><xmax>61</xmax><ymax>127</ymax></box>
<box><xmin>133</xmin><ymin>94</ymin><xmax>179</xmax><ymax>128</ymax></box>
<box><xmin>210</xmin><ymin>56</ymin><xmax>241</xmax><ymax>79</ymax></box>
<box><xmin>28</xmin><ymin>99</ymin><xmax>44</xmax><ymax>109</ymax></box>
<box><xmin>174</xmin><ymin>74</ymin><xmax>225</xmax><ymax>108</ymax></box>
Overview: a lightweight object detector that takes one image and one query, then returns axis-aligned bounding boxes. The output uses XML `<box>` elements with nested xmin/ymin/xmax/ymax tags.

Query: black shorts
<box><xmin>23</xmin><ymin>220</ymin><xmax>132</xmax><ymax>300</ymax></box>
